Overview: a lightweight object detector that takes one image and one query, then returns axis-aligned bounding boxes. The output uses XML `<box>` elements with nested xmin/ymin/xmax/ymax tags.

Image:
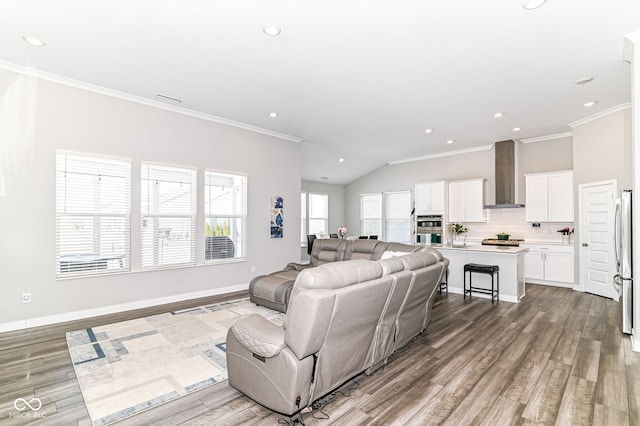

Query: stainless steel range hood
<box><xmin>484</xmin><ymin>140</ymin><xmax>524</xmax><ymax>209</ymax></box>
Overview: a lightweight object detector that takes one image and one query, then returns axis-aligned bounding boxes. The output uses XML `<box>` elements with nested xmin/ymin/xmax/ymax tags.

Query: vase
<box><xmin>452</xmin><ymin>233</ymin><xmax>466</xmax><ymax>247</ymax></box>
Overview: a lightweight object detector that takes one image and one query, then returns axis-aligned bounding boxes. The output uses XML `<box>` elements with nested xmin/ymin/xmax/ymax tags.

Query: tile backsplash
<box><xmin>450</xmin><ymin>208</ymin><xmax>573</xmax><ymax>244</ymax></box>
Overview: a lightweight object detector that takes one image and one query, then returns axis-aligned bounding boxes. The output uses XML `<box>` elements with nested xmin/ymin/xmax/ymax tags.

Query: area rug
<box><xmin>66</xmin><ymin>297</ymin><xmax>284</xmax><ymax>426</ymax></box>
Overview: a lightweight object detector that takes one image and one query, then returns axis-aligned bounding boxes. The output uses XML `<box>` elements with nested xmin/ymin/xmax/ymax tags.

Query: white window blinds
<box><xmin>204</xmin><ymin>171</ymin><xmax>247</xmax><ymax>261</ymax></box>
<box><xmin>300</xmin><ymin>192</ymin><xmax>307</xmax><ymax>244</ymax></box>
<box><xmin>385</xmin><ymin>191</ymin><xmax>411</xmax><ymax>243</ymax></box>
<box><xmin>56</xmin><ymin>152</ymin><xmax>131</xmax><ymax>276</ymax></box>
<box><xmin>308</xmin><ymin>193</ymin><xmax>328</xmax><ymax>235</ymax></box>
<box><xmin>141</xmin><ymin>162</ymin><xmax>196</xmax><ymax>268</ymax></box>
<box><xmin>360</xmin><ymin>193</ymin><xmax>382</xmax><ymax>237</ymax></box>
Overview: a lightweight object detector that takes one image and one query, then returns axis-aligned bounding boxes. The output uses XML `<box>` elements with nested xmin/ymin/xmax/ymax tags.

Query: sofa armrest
<box><xmin>283</xmin><ymin>262</ymin><xmax>312</xmax><ymax>272</ymax></box>
<box><xmin>230</xmin><ymin>313</ymin><xmax>286</xmax><ymax>358</ymax></box>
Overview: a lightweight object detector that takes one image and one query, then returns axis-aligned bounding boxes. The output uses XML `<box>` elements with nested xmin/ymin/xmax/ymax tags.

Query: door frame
<box><xmin>577</xmin><ymin>179</ymin><xmax>617</xmax><ymax>297</ymax></box>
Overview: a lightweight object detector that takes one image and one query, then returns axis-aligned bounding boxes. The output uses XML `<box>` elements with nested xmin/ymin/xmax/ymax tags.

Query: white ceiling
<box><xmin>1</xmin><ymin>1</ymin><xmax>639</xmax><ymax>184</ymax></box>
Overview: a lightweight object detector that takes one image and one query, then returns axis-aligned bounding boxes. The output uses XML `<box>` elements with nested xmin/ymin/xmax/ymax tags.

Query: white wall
<box><xmin>300</xmin><ymin>180</ymin><xmax>346</xmax><ymax>260</ymax></box>
<box><xmin>0</xmin><ymin>69</ymin><xmax>301</xmax><ymax>329</ymax></box>
<box><xmin>345</xmin><ymin>140</ymin><xmax>573</xmax><ymax>240</ymax></box>
<box><xmin>572</xmin><ymin>108</ymin><xmax>632</xmax><ymax>190</ymax></box>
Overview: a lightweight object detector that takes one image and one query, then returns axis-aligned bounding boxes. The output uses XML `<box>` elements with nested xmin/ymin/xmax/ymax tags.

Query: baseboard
<box><xmin>447</xmin><ymin>287</ymin><xmax>519</xmax><ymax>304</ymax></box>
<box><xmin>526</xmin><ymin>279</ymin><xmax>574</xmax><ymax>288</ymax></box>
<box><xmin>0</xmin><ymin>283</ymin><xmax>249</xmax><ymax>333</ymax></box>
<box><xmin>632</xmin><ymin>331</ymin><xmax>640</xmax><ymax>352</ymax></box>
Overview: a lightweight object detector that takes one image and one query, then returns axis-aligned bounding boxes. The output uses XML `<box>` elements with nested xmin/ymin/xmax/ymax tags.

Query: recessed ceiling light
<box><xmin>575</xmin><ymin>77</ymin><xmax>594</xmax><ymax>85</ymax></box>
<box><xmin>513</xmin><ymin>127</ymin><xmax>521</xmax><ymax>132</ymax></box>
<box><xmin>523</xmin><ymin>0</ymin><xmax>547</xmax><ymax>10</ymax></box>
<box><xmin>583</xmin><ymin>101</ymin><xmax>596</xmax><ymax>107</ymax></box>
<box><xmin>269</xmin><ymin>112</ymin><xmax>279</xmax><ymax>118</ymax></box>
<box><xmin>22</xmin><ymin>35</ymin><xmax>46</xmax><ymax>47</ymax></box>
<box><xmin>338</xmin><ymin>158</ymin><xmax>345</xmax><ymax>163</ymax></box>
<box><xmin>446</xmin><ymin>140</ymin><xmax>455</xmax><ymax>144</ymax></box>
<box><xmin>424</xmin><ymin>128</ymin><xmax>433</xmax><ymax>134</ymax></box>
<box><xmin>494</xmin><ymin>112</ymin><xmax>504</xmax><ymax>118</ymax></box>
<box><xmin>263</xmin><ymin>25</ymin><xmax>281</xmax><ymax>36</ymax></box>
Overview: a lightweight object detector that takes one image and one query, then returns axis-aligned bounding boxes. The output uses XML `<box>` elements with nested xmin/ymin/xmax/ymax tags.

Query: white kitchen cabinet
<box><xmin>448</xmin><ymin>178</ymin><xmax>485</xmax><ymax>222</ymax></box>
<box><xmin>523</xmin><ymin>244</ymin><xmax>574</xmax><ymax>285</ymax></box>
<box><xmin>415</xmin><ymin>181</ymin><xmax>445</xmax><ymax>215</ymax></box>
<box><xmin>525</xmin><ymin>171</ymin><xmax>574</xmax><ymax>222</ymax></box>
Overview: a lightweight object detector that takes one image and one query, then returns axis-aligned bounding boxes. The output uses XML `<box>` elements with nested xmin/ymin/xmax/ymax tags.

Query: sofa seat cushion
<box><xmin>231</xmin><ymin>313</ymin><xmax>286</xmax><ymax>358</ymax></box>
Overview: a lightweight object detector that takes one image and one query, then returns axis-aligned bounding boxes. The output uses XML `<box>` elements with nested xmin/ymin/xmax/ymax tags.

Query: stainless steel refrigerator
<box><xmin>614</xmin><ymin>189</ymin><xmax>633</xmax><ymax>334</ymax></box>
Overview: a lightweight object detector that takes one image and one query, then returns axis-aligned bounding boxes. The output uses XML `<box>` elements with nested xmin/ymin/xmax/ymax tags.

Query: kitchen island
<box><xmin>438</xmin><ymin>245</ymin><xmax>528</xmax><ymax>303</ymax></box>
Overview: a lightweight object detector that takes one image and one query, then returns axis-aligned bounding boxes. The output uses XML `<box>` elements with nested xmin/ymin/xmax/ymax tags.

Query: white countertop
<box><xmin>438</xmin><ymin>245</ymin><xmax>529</xmax><ymax>254</ymax></box>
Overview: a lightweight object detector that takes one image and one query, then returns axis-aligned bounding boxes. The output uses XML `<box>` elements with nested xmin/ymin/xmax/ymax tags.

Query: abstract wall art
<box><xmin>271</xmin><ymin>196</ymin><xmax>283</xmax><ymax>238</ymax></box>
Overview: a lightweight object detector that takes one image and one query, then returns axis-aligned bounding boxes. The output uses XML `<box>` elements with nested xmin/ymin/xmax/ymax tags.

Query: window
<box><xmin>360</xmin><ymin>193</ymin><xmax>382</xmax><ymax>237</ymax></box>
<box><xmin>204</xmin><ymin>171</ymin><xmax>247</xmax><ymax>261</ymax></box>
<box><xmin>56</xmin><ymin>152</ymin><xmax>131</xmax><ymax>276</ymax></box>
<box><xmin>141</xmin><ymin>162</ymin><xmax>196</xmax><ymax>269</ymax></box>
<box><xmin>385</xmin><ymin>191</ymin><xmax>411</xmax><ymax>243</ymax></box>
<box><xmin>300</xmin><ymin>192</ymin><xmax>307</xmax><ymax>244</ymax></box>
<box><xmin>308</xmin><ymin>193</ymin><xmax>328</xmax><ymax>235</ymax></box>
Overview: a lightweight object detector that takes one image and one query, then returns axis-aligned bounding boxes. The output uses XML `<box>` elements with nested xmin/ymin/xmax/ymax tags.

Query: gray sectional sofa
<box><xmin>248</xmin><ymin>238</ymin><xmax>431</xmax><ymax>312</ymax></box>
<box><xmin>227</xmin><ymin>240</ymin><xmax>448</xmax><ymax>415</ymax></box>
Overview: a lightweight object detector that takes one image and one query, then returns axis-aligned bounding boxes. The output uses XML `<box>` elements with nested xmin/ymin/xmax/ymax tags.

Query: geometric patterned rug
<box><xmin>66</xmin><ymin>297</ymin><xmax>284</xmax><ymax>426</ymax></box>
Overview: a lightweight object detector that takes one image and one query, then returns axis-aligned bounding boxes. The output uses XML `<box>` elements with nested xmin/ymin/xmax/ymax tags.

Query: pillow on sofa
<box><xmin>380</xmin><ymin>250</ymin><xmax>409</xmax><ymax>259</ymax></box>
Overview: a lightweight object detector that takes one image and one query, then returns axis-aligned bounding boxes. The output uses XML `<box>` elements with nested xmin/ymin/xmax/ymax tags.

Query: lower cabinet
<box><xmin>523</xmin><ymin>244</ymin><xmax>574</xmax><ymax>285</ymax></box>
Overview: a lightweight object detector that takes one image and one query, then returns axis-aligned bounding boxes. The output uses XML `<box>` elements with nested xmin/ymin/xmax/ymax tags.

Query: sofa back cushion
<box><xmin>309</xmin><ymin>238</ymin><xmax>347</xmax><ymax>266</ymax></box>
<box><xmin>367</xmin><ymin>257</ymin><xmax>414</xmax><ymax>366</ymax></box>
<box><xmin>343</xmin><ymin>239</ymin><xmax>386</xmax><ymax>261</ymax></box>
<box><xmin>394</xmin><ymin>252</ymin><xmax>446</xmax><ymax>349</ymax></box>
<box><xmin>285</xmin><ymin>260</ymin><xmax>394</xmax><ymax>400</ymax></box>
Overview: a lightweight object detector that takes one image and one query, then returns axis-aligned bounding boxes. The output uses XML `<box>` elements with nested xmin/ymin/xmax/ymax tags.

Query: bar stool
<box><xmin>463</xmin><ymin>263</ymin><xmax>499</xmax><ymax>303</ymax></box>
<box><xmin>438</xmin><ymin>268</ymin><xmax>449</xmax><ymax>295</ymax></box>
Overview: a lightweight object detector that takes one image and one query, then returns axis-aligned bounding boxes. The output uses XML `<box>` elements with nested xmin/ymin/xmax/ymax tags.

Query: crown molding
<box><xmin>388</xmin><ymin>144</ymin><xmax>493</xmax><ymax>165</ymax></box>
<box><xmin>0</xmin><ymin>61</ymin><xmax>303</xmax><ymax>144</ymax></box>
<box><xmin>520</xmin><ymin>132</ymin><xmax>573</xmax><ymax>144</ymax></box>
<box><xmin>568</xmin><ymin>103</ymin><xmax>632</xmax><ymax>128</ymax></box>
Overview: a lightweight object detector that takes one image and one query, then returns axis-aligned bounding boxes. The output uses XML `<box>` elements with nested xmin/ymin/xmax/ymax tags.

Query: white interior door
<box><xmin>579</xmin><ymin>180</ymin><xmax>618</xmax><ymax>299</ymax></box>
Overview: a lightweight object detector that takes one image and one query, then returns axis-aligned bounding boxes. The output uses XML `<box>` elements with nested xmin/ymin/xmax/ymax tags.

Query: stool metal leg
<box><xmin>491</xmin><ymin>273</ymin><xmax>495</xmax><ymax>305</ymax></box>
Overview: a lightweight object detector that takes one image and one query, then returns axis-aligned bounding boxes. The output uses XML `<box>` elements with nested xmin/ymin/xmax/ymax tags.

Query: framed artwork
<box><xmin>271</xmin><ymin>196</ymin><xmax>283</xmax><ymax>238</ymax></box>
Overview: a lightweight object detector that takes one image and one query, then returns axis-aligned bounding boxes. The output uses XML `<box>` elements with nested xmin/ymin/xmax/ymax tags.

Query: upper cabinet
<box><xmin>414</xmin><ymin>181</ymin><xmax>446</xmax><ymax>215</ymax></box>
<box><xmin>448</xmin><ymin>178</ymin><xmax>485</xmax><ymax>222</ymax></box>
<box><xmin>525</xmin><ymin>171</ymin><xmax>574</xmax><ymax>222</ymax></box>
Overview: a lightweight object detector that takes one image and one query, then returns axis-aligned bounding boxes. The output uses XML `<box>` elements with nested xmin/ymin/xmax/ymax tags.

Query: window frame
<box><xmin>140</xmin><ymin>161</ymin><xmax>197</xmax><ymax>270</ymax></box>
<box><xmin>385</xmin><ymin>190</ymin><xmax>412</xmax><ymax>244</ymax></box>
<box><xmin>55</xmin><ymin>151</ymin><xmax>131</xmax><ymax>278</ymax></box>
<box><xmin>300</xmin><ymin>191</ymin><xmax>307</xmax><ymax>245</ymax></box>
<box><xmin>360</xmin><ymin>193</ymin><xmax>383</xmax><ymax>238</ymax></box>
<box><xmin>203</xmin><ymin>170</ymin><xmax>248</xmax><ymax>263</ymax></box>
<box><xmin>308</xmin><ymin>192</ymin><xmax>329</xmax><ymax>236</ymax></box>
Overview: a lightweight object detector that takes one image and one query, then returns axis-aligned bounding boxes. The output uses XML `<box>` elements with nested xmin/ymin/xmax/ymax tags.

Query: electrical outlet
<box><xmin>251</xmin><ymin>266</ymin><xmax>256</xmax><ymax>273</ymax></box>
<box><xmin>22</xmin><ymin>293</ymin><xmax>32</xmax><ymax>303</ymax></box>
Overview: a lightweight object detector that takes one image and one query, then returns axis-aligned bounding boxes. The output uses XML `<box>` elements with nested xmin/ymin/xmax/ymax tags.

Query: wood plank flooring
<box><xmin>0</xmin><ymin>284</ymin><xmax>638</xmax><ymax>425</ymax></box>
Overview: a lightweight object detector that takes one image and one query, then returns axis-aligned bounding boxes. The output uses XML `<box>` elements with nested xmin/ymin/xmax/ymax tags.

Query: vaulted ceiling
<box><xmin>1</xmin><ymin>1</ymin><xmax>639</xmax><ymax>184</ymax></box>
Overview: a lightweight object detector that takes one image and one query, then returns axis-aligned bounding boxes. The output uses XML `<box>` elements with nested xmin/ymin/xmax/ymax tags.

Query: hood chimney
<box><xmin>485</xmin><ymin>140</ymin><xmax>524</xmax><ymax>208</ymax></box>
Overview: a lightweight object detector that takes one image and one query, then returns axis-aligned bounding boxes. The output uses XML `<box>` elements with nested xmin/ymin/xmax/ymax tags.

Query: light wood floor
<box><xmin>0</xmin><ymin>284</ymin><xmax>638</xmax><ymax>426</ymax></box>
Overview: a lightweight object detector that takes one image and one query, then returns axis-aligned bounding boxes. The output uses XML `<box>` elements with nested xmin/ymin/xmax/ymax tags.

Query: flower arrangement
<box><xmin>557</xmin><ymin>227</ymin><xmax>574</xmax><ymax>235</ymax></box>
<box><xmin>450</xmin><ymin>223</ymin><xmax>468</xmax><ymax>235</ymax></box>
<box><xmin>337</xmin><ymin>227</ymin><xmax>348</xmax><ymax>238</ymax></box>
